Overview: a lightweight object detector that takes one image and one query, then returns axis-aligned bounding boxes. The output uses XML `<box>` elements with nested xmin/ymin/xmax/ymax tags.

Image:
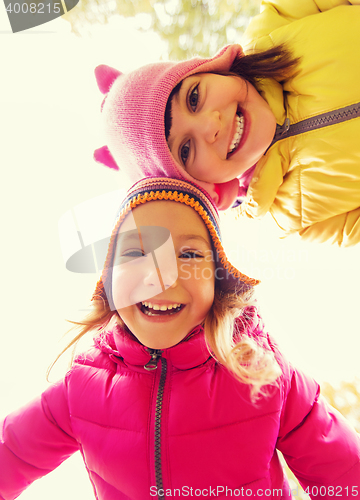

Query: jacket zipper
<box><xmin>145</xmin><ymin>349</ymin><xmax>168</xmax><ymax>500</ymax></box>
<box><xmin>144</xmin><ymin>349</ymin><xmax>163</xmax><ymax>371</ymax></box>
<box><xmin>268</xmin><ymin>101</ymin><xmax>360</xmax><ymax>150</ymax></box>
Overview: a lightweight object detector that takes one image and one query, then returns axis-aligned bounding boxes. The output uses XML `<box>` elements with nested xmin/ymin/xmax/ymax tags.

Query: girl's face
<box><xmin>112</xmin><ymin>201</ymin><xmax>215</xmax><ymax>349</ymax></box>
<box><xmin>167</xmin><ymin>73</ymin><xmax>276</xmax><ymax>184</ymax></box>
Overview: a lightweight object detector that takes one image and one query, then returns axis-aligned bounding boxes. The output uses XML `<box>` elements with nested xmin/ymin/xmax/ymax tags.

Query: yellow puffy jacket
<box><xmin>239</xmin><ymin>0</ymin><xmax>360</xmax><ymax>246</ymax></box>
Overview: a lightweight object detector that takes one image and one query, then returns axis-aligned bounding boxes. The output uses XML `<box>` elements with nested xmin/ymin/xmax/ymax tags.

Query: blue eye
<box><xmin>188</xmin><ymin>85</ymin><xmax>199</xmax><ymax>111</ymax></box>
<box><xmin>180</xmin><ymin>140</ymin><xmax>190</xmax><ymax>165</ymax></box>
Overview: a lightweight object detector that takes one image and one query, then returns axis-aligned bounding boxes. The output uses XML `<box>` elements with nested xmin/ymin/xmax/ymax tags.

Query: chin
<box><xmin>145</xmin><ymin>339</ymin><xmax>182</xmax><ymax>350</ymax></box>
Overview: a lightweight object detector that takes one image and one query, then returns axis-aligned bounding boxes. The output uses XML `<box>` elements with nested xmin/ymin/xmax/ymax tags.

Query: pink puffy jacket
<box><xmin>1</xmin><ymin>310</ymin><xmax>360</xmax><ymax>500</ymax></box>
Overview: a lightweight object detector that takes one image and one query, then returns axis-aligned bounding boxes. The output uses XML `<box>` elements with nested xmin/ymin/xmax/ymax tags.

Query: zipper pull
<box><xmin>144</xmin><ymin>349</ymin><xmax>162</xmax><ymax>371</ymax></box>
<box><xmin>267</xmin><ymin>117</ymin><xmax>290</xmax><ymax>153</ymax></box>
<box><xmin>278</xmin><ymin>117</ymin><xmax>290</xmax><ymax>136</ymax></box>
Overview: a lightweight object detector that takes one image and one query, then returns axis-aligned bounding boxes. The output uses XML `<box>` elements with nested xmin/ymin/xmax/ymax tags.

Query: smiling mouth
<box><xmin>227</xmin><ymin>112</ymin><xmax>245</xmax><ymax>157</ymax></box>
<box><xmin>139</xmin><ymin>301</ymin><xmax>184</xmax><ymax>316</ymax></box>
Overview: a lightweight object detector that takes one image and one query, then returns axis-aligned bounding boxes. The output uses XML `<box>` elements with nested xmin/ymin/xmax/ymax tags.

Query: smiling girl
<box><xmin>166</xmin><ymin>72</ymin><xmax>277</xmax><ymax>184</ymax></box>
<box><xmin>94</xmin><ymin>0</ymin><xmax>360</xmax><ymax>247</ymax></box>
<box><xmin>1</xmin><ymin>177</ymin><xmax>360</xmax><ymax>499</ymax></box>
<box><xmin>110</xmin><ymin>198</ymin><xmax>217</xmax><ymax>349</ymax></box>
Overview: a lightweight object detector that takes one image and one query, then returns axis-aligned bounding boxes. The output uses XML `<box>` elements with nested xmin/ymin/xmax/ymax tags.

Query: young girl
<box><xmin>94</xmin><ymin>0</ymin><xmax>360</xmax><ymax>247</ymax></box>
<box><xmin>1</xmin><ymin>177</ymin><xmax>359</xmax><ymax>500</ymax></box>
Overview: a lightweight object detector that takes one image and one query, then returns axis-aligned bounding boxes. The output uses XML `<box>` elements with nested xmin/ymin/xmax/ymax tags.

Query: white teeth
<box><xmin>228</xmin><ymin>113</ymin><xmax>244</xmax><ymax>154</ymax></box>
<box><xmin>142</xmin><ymin>302</ymin><xmax>181</xmax><ymax>311</ymax></box>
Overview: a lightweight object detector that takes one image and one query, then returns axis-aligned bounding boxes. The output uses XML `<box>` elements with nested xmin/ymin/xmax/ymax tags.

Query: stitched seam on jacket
<box><xmin>70</xmin><ymin>415</ymin><xmax>146</xmax><ymax>433</ymax></box>
<box><xmin>299</xmin><ymin>158</ymin><xmax>303</xmax><ymax>228</ymax></box>
<box><xmin>0</xmin><ymin>439</ymin><xmax>54</xmax><ymax>472</ymax></box>
<box><xmin>339</xmin><ymin>211</ymin><xmax>347</xmax><ymax>247</ymax></box>
<box><xmin>330</xmin><ymin>458</ymin><xmax>360</xmax><ymax>486</ymax></box>
<box><xmin>42</xmin><ymin>391</ymin><xmax>77</xmax><ymax>442</ymax></box>
<box><xmin>165</xmin><ymin>363</ymin><xmax>174</xmax><ymax>489</ymax></box>
<box><xmin>170</xmin><ymin>410</ymin><xmax>280</xmax><ymax>437</ymax></box>
<box><xmin>84</xmin><ymin>467</ymin><xmax>131</xmax><ymax>499</ymax></box>
<box><xmin>79</xmin><ymin>445</ymin><xmax>100</xmax><ymax>500</ymax></box>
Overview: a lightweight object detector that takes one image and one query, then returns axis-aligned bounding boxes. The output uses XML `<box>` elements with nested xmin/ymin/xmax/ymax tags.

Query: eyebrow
<box><xmin>117</xmin><ymin>231</ymin><xmax>211</xmax><ymax>249</ymax></box>
<box><xmin>167</xmin><ymin>87</ymin><xmax>187</xmax><ymax>152</ymax></box>
<box><xmin>167</xmin><ymin>132</ymin><xmax>175</xmax><ymax>152</ymax></box>
<box><xmin>116</xmin><ymin>232</ymin><xmax>141</xmax><ymax>245</ymax></box>
<box><xmin>179</xmin><ymin>234</ymin><xmax>211</xmax><ymax>248</ymax></box>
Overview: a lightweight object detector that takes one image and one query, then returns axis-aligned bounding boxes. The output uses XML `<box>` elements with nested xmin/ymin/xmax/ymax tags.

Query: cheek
<box><xmin>203</xmin><ymin>263</ymin><xmax>216</xmax><ymax>306</ymax></box>
<box><xmin>191</xmin><ymin>265</ymin><xmax>215</xmax><ymax>314</ymax></box>
<box><xmin>115</xmin><ymin>305</ymin><xmax>136</xmax><ymax>335</ymax></box>
<box><xmin>256</xmin><ymin>98</ymin><xmax>276</xmax><ymax>129</ymax></box>
<box><xmin>190</xmin><ymin>150</ymin><xmax>222</xmax><ymax>181</ymax></box>
<box><xmin>197</xmin><ymin>285</ymin><xmax>215</xmax><ymax>320</ymax></box>
<box><xmin>112</xmin><ymin>267</ymin><xmax>142</xmax><ymax>309</ymax></box>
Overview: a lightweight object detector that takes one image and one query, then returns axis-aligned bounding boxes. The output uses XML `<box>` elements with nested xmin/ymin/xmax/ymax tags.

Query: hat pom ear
<box><xmin>94</xmin><ymin>65</ymin><xmax>122</xmax><ymax>94</ymax></box>
<box><xmin>94</xmin><ymin>146</ymin><xmax>119</xmax><ymax>171</ymax></box>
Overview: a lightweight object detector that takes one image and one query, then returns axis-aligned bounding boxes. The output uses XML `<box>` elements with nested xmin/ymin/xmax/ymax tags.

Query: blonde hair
<box><xmin>47</xmin><ymin>300</ymin><xmax>116</xmax><ymax>380</ymax></box>
<box><xmin>48</xmin><ymin>287</ymin><xmax>281</xmax><ymax>398</ymax></box>
<box><xmin>204</xmin><ymin>289</ymin><xmax>281</xmax><ymax>398</ymax></box>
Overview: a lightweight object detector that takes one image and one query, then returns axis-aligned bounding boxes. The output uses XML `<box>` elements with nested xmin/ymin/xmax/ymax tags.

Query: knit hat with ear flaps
<box><xmin>94</xmin><ymin>44</ymin><xmax>244</xmax><ymax>211</ymax></box>
<box><xmin>93</xmin><ymin>177</ymin><xmax>259</xmax><ymax>311</ymax></box>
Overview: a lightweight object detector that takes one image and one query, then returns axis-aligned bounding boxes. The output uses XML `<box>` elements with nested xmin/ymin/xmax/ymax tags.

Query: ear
<box><xmin>94</xmin><ymin>65</ymin><xmax>122</xmax><ymax>94</ymax></box>
<box><xmin>94</xmin><ymin>146</ymin><xmax>119</xmax><ymax>171</ymax></box>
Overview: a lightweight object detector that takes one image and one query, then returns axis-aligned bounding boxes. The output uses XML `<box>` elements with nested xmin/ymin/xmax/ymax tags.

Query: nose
<box><xmin>199</xmin><ymin>110</ymin><xmax>221</xmax><ymax>144</ymax></box>
<box><xmin>143</xmin><ymin>251</ymin><xmax>178</xmax><ymax>291</ymax></box>
<box><xmin>143</xmin><ymin>262</ymin><xmax>162</xmax><ymax>287</ymax></box>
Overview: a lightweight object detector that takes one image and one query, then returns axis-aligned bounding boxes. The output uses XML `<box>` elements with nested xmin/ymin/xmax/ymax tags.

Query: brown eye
<box><xmin>180</xmin><ymin>140</ymin><xmax>190</xmax><ymax>165</ymax></box>
<box><xmin>188</xmin><ymin>85</ymin><xmax>199</xmax><ymax>111</ymax></box>
<box><xmin>180</xmin><ymin>251</ymin><xmax>202</xmax><ymax>259</ymax></box>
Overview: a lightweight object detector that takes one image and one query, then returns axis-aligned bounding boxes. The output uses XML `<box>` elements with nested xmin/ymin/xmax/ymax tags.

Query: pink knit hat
<box><xmin>94</xmin><ymin>44</ymin><xmax>244</xmax><ymax>210</ymax></box>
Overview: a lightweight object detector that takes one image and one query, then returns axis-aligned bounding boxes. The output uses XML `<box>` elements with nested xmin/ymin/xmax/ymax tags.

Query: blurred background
<box><xmin>0</xmin><ymin>1</ymin><xmax>359</xmax><ymax>498</ymax></box>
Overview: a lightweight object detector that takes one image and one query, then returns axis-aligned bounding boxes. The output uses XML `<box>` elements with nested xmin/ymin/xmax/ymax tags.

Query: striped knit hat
<box><xmin>94</xmin><ymin>44</ymin><xmax>244</xmax><ymax>211</ymax></box>
<box><xmin>93</xmin><ymin>177</ymin><xmax>259</xmax><ymax>310</ymax></box>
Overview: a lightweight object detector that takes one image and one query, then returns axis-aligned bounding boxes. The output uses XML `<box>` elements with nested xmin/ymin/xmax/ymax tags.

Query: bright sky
<box><xmin>0</xmin><ymin>7</ymin><xmax>359</xmax><ymax>499</ymax></box>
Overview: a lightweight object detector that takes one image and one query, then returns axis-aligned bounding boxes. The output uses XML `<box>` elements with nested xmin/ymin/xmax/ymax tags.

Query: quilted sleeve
<box><xmin>297</xmin><ymin>208</ymin><xmax>360</xmax><ymax>247</ymax></box>
<box><xmin>0</xmin><ymin>379</ymin><xmax>79</xmax><ymax>500</ymax></box>
<box><xmin>277</xmin><ymin>366</ymin><xmax>360</xmax><ymax>497</ymax></box>
<box><xmin>242</xmin><ymin>0</ymin><xmax>357</xmax><ymax>48</ymax></box>
<box><xmin>259</xmin><ymin>0</ymin><xmax>354</xmax><ymax>19</ymax></box>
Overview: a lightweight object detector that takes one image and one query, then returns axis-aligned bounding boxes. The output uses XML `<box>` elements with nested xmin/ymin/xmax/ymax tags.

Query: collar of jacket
<box><xmin>93</xmin><ymin>306</ymin><xmax>261</xmax><ymax>371</ymax></box>
<box><xmin>258</xmin><ymin>78</ymin><xmax>287</xmax><ymax>128</ymax></box>
<box><xmin>94</xmin><ymin>323</ymin><xmax>212</xmax><ymax>371</ymax></box>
